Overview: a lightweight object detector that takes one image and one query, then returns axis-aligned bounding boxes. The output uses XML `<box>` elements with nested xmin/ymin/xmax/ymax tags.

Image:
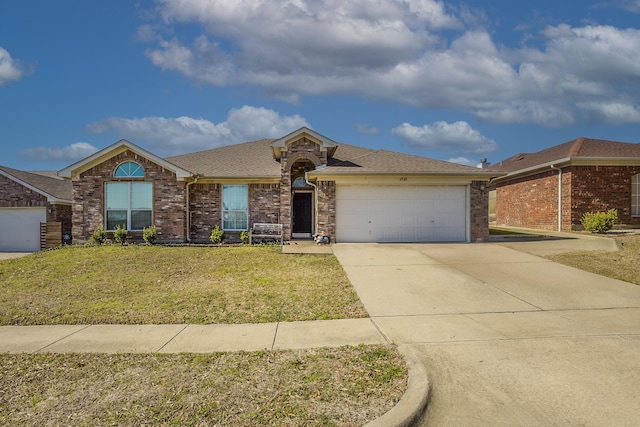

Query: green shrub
<box><xmin>114</xmin><ymin>224</ymin><xmax>128</xmax><ymax>245</ymax></box>
<box><xmin>143</xmin><ymin>225</ymin><xmax>157</xmax><ymax>245</ymax></box>
<box><xmin>581</xmin><ymin>208</ymin><xmax>618</xmax><ymax>233</ymax></box>
<box><xmin>91</xmin><ymin>226</ymin><xmax>107</xmax><ymax>245</ymax></box>
<box><xmin>209</xmin><ymin>225</ymin><xmax>225</xmax><ymax>244</ymax></box>
<box><xmin>240</xmin><ymin>230</ymin><xmax>250</xmax><ymax>244</ymax></box>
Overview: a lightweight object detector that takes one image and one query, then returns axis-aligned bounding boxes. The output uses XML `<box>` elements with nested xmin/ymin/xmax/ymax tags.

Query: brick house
<box><xmin>491</xmin><ymin>137</ymin><xmax>640</xmax><ymax>231</ymax></box>
<box><xmin>54</xmin><ymin>127</ymin><xmax>498</xmax><ymax>244</ymax></box>
<box><xmin>0</xmin><ymin>166</ymin><xmax>73</xmax><ymax>251</ymax></box>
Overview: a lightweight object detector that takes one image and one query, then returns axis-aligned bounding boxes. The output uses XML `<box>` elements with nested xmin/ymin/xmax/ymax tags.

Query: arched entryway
<box><xmin>290</xmin><ymin>161</ymin><xmax>316</xmax><ymax>238</ymax></box>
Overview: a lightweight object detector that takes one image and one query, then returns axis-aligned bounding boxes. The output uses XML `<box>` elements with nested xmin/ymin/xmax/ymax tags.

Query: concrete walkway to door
<box><xmin>331</xmin><ymin>242</ymin><xmax>640</xmax><ymax>426</ymax></box>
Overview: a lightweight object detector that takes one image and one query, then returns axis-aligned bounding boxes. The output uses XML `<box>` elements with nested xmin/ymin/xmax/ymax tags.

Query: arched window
<box><xmin>114</xmin><ymin>161</ymin><xmax>144</xmax><ymax>178</ymax></box>
<box><xmin>632</xmin><ymin>174</ymin><xmax>640</xmax><ymax>217</ymax></box>
<box><xmin>106</xmin><ymin>161</ymin><xmax>152</xmax><ymax>231</ymax></box>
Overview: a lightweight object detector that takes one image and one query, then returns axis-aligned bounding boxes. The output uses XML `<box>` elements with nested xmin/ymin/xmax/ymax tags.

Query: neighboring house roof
<box><xmin>58</xmin><ymin>139</ymin><xmax>193</xmax><ymax>180</ymax></box>
<box><xmin>493</xmin><ymin>137</ymin><xmax>640</xmax><ymax>177</ymax></box>
<box><xmin>0</xmin><ymin>165</ymin><xmax>73</xmax><ymax>203</ymax></box>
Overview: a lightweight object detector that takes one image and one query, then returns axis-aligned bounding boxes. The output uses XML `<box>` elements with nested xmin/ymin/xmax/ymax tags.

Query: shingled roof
<box><xmin>166</xmin><ymin>139</ymin><xmax>281</xmax><ymax>178</ymax></box>
<box><xmin>492</xmin><ymin>137</ymin><xmax>640</xmax><ymax>173</ymax></box>
<box><xmin>320</xmin><ymin>144</ymin><xmax>489</xmax><ymax>175</ymax></box>
<box><xmin>0</xmin><ymin>165</ymin><xmax>73</xmax><ymax>202</ymax></box>
<box><xmin>166</xmin><ymin>138</ymin><xmax>497</xmax><ymax>178</ymax></box>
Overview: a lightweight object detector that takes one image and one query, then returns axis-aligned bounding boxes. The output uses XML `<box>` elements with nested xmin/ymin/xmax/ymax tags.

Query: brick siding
<box><xmin>569</xmin><ymin>165</ymin><xmax>640</xmax><ymax>228</ymax></box>
<box><xmin>71</xmin><ymin>150</ymin><xmax>186</xmax><ymax>243</ymax></box>
<box><xmin>279</xmin><ymin>137</ymin><xmax>327</xmax><ymax>240</ymax></box>
<box><xmin>249</xmin><ymin>183</ymin><xmax>280</xmax><ymax>225</ymax></box>
<box><xmin>48</xmin><ymin>204</ymin><xmax>72</xmax><ymax>234</ymax></box>
<box><xmin>0</xmin><ymin>174</ymin><xmax>48</xmax><ymax>207</ymax></box>
<box><xmin>470</xmin><ymin>181</ymin><xmax>490</xmax><ymax>242</ymax></box>
<box><xmin>316</xmin><ymin>180</ymin><xmax>336</xmax><ymax>241</ymax></box>
<box><xmin>496</xmin><ymin>165</ymin><xmax>640</xmax><ymax>231</ymax></box>
<box><xmin>188</xmin><ymin>183</ymin><xmax>220</xmax><ymax>242</ymax></box>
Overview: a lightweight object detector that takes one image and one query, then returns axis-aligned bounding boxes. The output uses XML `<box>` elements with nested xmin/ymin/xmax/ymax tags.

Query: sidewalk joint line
<box><xmin>271</xmin><ymin>322</ymin><xmax>280</xmax><ymax>350</ymax></box>
<box><xmin>155</xmin><ymin>324</ymin><xmax>189</xmax><ymax>353</ymax></box>
<box><xmin>368</xmin><ymin>317</ymin><xmax>392</xmax><ymax>345</ymax></box>
<box><xmin>36</xmin><ymin>324</ymin><xmax>92</xmax><ymax>353</ymax></box>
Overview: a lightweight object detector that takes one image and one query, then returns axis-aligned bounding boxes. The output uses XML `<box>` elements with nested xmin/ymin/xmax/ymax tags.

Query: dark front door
<box><xmin>292</xmin><ymin>192</ymin><xmax>312</xmax><ymax>234</ymax></box>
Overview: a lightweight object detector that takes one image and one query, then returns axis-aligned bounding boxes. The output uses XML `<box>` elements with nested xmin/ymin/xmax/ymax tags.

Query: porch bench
<box><xmin>249</xmin><ymin>223</ymin><xmax>283</xmax><ymax>245</ymax></box>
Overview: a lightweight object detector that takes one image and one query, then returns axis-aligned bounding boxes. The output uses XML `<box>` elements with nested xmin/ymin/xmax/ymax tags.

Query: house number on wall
<box><xmin>400</xmin><ymin>177</ymin><xmax>408</xmax><ymax>181</ymax></box>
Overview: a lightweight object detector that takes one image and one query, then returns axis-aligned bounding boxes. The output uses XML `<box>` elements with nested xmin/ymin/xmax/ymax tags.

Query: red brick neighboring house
<box><xmin>491</xmin><ymin>137</ymin><xmax>640</xmax><ymax>231</ymax></box>
<box><xmin>0</xmin><ymin>166</ymin><xmax>73</xmax><ymax>251</ymax></box>
<box><xmin>57</xmin><ymin>127</ymin><xmax>500</xmax><ymax>244</ymax></box>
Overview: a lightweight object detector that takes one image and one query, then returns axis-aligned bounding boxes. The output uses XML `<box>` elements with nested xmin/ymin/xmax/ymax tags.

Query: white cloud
<box><xmin>392</xmin><ymin>121</ymin><xmax>498</xmax><ymax>154</ymax></box>
<box><xmin>620</xmin><ymin>0</ymin><xmax>640</xmax><ymax>12</ymax></box>
<box><xmin>142</xmin><ymin>1</ymin><xmax>640</xmax><ymax>127</ymax></box>
<box><xmin>84</xmin><ymin>106</ymin><xmax>309</xmax><ymax>155</ymax></box>
<box><xmin>576</xmin><ymin>101</ymin><xmax>640</xmax><ymax>124</ymax></box>
<box><xmin>0</xmin><ymin>47</ymin><xmax>24</xmax><ymax>86</ymax></box>
<box><xmin>356</xmin><ymin>123</ymin><xmax>380</xmax><ymax>135</ymax></box>
<box><xmin>19</xmin><ymin>142</ymin><xmax>99</xmax><ymax>162</ymax></box>
<box><xmin>447</xmin><ymin>156</ymin><xmax>476</xmax><ymax>166</ymax></box>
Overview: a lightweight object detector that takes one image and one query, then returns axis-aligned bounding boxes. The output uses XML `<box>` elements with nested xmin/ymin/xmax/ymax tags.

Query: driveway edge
<box><xmin>365</xmin><ymin>344</ymin><xmax>430</xmax><ymax>427</ymax></box>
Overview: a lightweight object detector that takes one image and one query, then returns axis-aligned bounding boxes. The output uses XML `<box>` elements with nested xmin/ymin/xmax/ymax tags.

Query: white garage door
<box><xmin>336</xmin><ymin>186</ymin><xmax>467</xmax><ymax>243</ymax></box>
<box><xmin>0</xmin><ymin>207</ymin><xmax>46</xmax><ymax>251</ymax></box>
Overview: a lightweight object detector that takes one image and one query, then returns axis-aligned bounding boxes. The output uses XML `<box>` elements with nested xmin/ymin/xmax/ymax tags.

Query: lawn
<box><xmin>0</xmin><ymin>245</ymin><xmax>405</xmax><ymax>426</ymax></box>
<box><xmin>0</xmin><ymin>245</ymin><xmax>368</xmax><ymax>325</ymax></box>
<box><xmin>547</xmin><ymin>233</ymin><xmax>640</xmax><ymax>285</ymax></box>
<box><xmin>0</xmin><ymin>345</ymin><xmax>407</xmax><ymax>426</ymax></box>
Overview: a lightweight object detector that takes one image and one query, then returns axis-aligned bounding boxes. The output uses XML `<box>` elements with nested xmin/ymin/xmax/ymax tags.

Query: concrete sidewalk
<box><xmin>0</xmin><ymin>318</ymin><xmax>387</xmax><ymax>354</ymax></box>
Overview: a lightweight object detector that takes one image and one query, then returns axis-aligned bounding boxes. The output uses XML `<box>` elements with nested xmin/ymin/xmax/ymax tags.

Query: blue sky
<box><xmin>2</xmin><ymin>0</ymin><xmax>640</xmax><ymax>171</ymax></box>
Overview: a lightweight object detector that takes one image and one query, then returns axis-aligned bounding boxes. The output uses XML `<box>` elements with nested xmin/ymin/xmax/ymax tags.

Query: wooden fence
<box><xmin>40</xmin><ymin>222</ymin><xmax>62</xmax><ymax>250</ymax></box>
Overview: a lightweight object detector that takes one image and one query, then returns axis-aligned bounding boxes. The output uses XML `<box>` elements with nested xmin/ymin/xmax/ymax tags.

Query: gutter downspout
<box><xmin>550</xmin><ymin>165</ymin><xmax>561</xmax><ymax>232</ymax></box>
<box><xmin>185</xmin><ymin>175</ymin><xmax>200</xmax><ymax>242</ymax></box>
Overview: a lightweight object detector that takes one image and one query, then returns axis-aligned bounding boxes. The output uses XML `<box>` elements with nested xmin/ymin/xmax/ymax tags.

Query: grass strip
<box><xmin>547</xmin><ymin>234</ymin><xmax>640</xmax><ymax>285</ymax></box>
<box><xmin>0</xmin><ymin>245</ymin><xmax>367</xmax><ymax>325</ymax></box>
<box><xmin>0</xmin><ymin>345</ymin><xmax>407</xmax><ymax>427</ymax></box>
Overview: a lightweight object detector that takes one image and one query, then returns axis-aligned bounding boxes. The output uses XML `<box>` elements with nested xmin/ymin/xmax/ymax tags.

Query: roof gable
<box><xmin>0</xmin><ymin>166</ymin><xmax>72</xmax><ymax>203</ymax></box>
<box><xmin>270</xmin><ymin>127</ymin><xmax>338</xmax><ymax>160</ymax></box>
<box><xmin>58</xmin><ymin>139</ymin><xmax>192</xmax><ymax>180</ymax></box>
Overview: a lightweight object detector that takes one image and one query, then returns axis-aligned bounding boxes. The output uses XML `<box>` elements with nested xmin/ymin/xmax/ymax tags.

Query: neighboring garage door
<box><xmin>336</xmin><ymin>186</ymin><xmax>467</xmax><ymax>243</ymax></box>
<box><xmin>0</xmin><ymin>207</ymin><xmax>46</xmax><ymax>251</ymax></box>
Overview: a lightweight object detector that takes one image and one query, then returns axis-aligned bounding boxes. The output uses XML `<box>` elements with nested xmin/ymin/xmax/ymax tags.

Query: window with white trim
<box><xmin>632</xmin><ymin>174</ymin><xmax>640</xmax><ymax>217</ymax></box>
<box><xmin>222</xmin><ymin>185</ymin><xmax>248</xmax><ymax>230</ymax></box>
<box><xmin>105</xmin><ymin>162</ymin><xmax>152</xmax><ymax>230</ymax></box>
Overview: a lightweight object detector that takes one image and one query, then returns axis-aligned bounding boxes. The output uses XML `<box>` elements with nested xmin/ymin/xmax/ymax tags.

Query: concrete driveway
<box><xmin>0</xmin><ymin>252</ymin><xmax>31</xmax><ymax>260</ymax></box>
<box><xmin>332</xmin><ymin>242</ymin><xmax>640</xmax><ymax>426</ymax></box>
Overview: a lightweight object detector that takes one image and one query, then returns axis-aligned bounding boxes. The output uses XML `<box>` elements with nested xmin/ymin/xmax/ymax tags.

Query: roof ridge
<box><xmin>568</xmin><ymin>137</ymin><xmax>585</xmax><ymax>157</ymax></box>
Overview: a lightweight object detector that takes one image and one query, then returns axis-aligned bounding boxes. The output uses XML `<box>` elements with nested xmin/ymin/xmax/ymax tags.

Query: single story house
<box><xmin>0</xmin><ymin>166</ymin><xmax>73</xmax><ymax>251</ymax></box>
<box><xmin>491</xmin><ymin>137</ymin><xmax>640</xmax><ymax>231</ymax></box>
<box><xmin>58</xmin><ymin>127</ymin><xmax>500</xmax><ymax>244</ymax></box>
<box><xmin>2</xmin><ymin>127</ymin><xmax>500</xmax><ymax>250</ymax></box>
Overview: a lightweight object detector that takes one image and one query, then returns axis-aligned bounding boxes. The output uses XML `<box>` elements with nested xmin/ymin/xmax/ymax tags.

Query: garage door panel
<box><xmin>336</xmin><ymin>186</ymin><xmax>467</xmax><ymax>243</ymax></box>
<box><xmin>0</xmin><ymin>208</ymin><xmax>46</xmax><ymax>251</ymax></box>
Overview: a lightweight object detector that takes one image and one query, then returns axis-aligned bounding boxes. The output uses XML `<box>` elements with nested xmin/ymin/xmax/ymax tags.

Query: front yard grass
<box><xmin>0</xmin><ymin>345</ymin><xmax>407</xmax><ymax>426</ymax></box>
<box><xmin>0</xmin><ymin>245</ymin><xmax>368</xmax><ymax>325</ymax></box>
<box><xmin>0</xmin><ymin>246</ymin><xmax>406</xmax><ymax>426</ymax></box>
<box><xmin>547</xmin><ymin>234</ymin><xmax>640</xmax><ymax>285</ymax></box>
